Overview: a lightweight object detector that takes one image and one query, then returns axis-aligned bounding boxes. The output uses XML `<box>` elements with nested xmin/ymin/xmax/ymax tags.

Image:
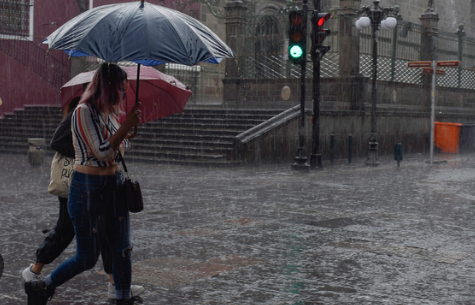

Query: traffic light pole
<box><xmin>310</xmin><ymin>44</ymin><xmax>322</xmax><ymax>168</ymax></box>
<box><xmin>310</xmin><ymin>0</ymin><xmax>322</xmax><ymax>169</ymax></box>
<box><xmin>291</xmin><ymin>0</ymin><xmax>310</xmax><ymax>170</ymax></box>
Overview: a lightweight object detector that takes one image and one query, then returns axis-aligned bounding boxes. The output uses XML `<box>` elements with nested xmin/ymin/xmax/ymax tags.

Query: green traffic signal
<box><xmin>288</xmin><ymin>10</ymin><xmax>306</xmax><ymax>64</ymax></box>
<box><xmin>289</xmin><ymin>45</ymin><xmax>304</xmax><ymax>59</ymax></box>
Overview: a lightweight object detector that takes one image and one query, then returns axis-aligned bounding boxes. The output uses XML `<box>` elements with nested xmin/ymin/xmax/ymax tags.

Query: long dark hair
<box><xmin>63</xmin><ymin>96</ymin><xmax>80</xmax><ymax>118</ymax></box>
<box><xmin>79</xmin><ymin>63</ymin><xmax>127</xmax><ymax>115</ymax></box>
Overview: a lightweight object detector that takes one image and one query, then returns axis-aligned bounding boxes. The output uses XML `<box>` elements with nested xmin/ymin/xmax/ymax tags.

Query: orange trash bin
<box><xmin>434</xmin><ymin>122</ymin><xmax>462</xmax><ymax>153</ymax></box>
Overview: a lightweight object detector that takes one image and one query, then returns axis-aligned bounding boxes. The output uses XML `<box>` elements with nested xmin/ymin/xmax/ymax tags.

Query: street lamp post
<box><xmin>355</xmin><ymin>1</ymin><xmax>398</xmax><ymax>166</ymax></box>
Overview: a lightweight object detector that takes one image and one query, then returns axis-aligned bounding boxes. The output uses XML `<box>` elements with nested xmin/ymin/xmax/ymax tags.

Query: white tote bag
<box><xmin>48</xmin><ymin>152</ymin><xmax>74</xmax><ymax>198</ymax></box>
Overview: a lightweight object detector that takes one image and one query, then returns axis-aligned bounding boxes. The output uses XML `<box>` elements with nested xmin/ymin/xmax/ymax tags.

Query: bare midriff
<box><xmin>74</xmin><ymin>164</ymin><xmax>120</xmax><ymax>176</ymax></box>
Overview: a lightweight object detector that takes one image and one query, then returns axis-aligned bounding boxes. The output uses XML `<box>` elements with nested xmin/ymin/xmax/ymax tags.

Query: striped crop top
<box><xmin>71</xmin><ymin>103</ymin><xmax>126</xmax><ymax>167</ymax></box>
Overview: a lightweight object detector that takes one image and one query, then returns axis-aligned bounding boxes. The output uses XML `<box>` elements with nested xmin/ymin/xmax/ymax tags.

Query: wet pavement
<box><xmin>1</xmin><ymin>152</ymin><xmax>475</xmax><ymax>304</ymax></box>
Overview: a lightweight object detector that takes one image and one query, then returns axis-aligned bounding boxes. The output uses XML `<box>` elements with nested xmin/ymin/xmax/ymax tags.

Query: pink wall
<box><xmin>0</xmin><ymin>51</ymin><xmax>60</xmax><ymax>114</ymax></box>
<box><xmin>0</xmin><ymin>0</ymin><xmax>201</xmax><ymax>117</ymax></box>
<box><xmin>0</xmin><ymin>0</ymin><xmax>79</xmax><ymax>116</ymax></box>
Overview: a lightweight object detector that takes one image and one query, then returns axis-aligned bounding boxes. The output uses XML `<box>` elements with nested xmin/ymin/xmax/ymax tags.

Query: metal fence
<box><xmin>358</xmin><ymin>19</ymin><xmax>425</xmax><ymax>84</ymax></box>
<box><xmin>237</xmin><ymin>8</ymin><xmax>475</xmax><ymax>91</ymax></box>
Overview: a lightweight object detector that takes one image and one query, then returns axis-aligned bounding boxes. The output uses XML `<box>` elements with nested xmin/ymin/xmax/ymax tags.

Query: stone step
<box><xmin>155</xmin><ymin>117</ymin><xmax>272</xmax><ymax>126</ymax></box>
<box><xmin>140</xmin><ymin>122</ymin><xmax>257</xmax><ymax>131</ymax></box>
<box><xmin>131</xmin><ymin>138</ymin><xmax>234</xmax><ymax>148</ymax></box>
<box><xmin>0</xmin><ymin>106</ymin><xmax>282</xmax><ymax>166</ymax></box>
<box><xmin>0</xmin><ymin>118</ymin><xmax>262</xmax><ymax>131</ymax></box>
<box><xmin>0</xmin><ymin>122</ymin><xmax>60</xmax><ymax>128</ymax></box>
<box><xmin>0</xmin><ymin>125</ymin><xmax>57</xmax><ymax>133</ymax></box>
<box><xmin>0</xmin><ymin>131</ymin><xmax>55</xmax><ymax>141</ymax></box>
<box><xmin>127</xmin><ymin>148</ymin><xmax>227</xmax><ymax>161</ymax></box>
<box><xmin>131</xmin><ymin>133</ymin><xmax>235</xmax><ymax>143</ymax></box>
<box><xmin>129</xmin><ymin>142</ymin><xmax>233</xmax><ymax>155</ymax></box>
<box><xmin>134</xmin><ymin>128</ymin><xmax>241</xmax><ymax>138</ymax></box>
<box><xmin>0</xmin><ymin>135</ymin><xmax>52</xmax><ymax>143</ymax></box>
<box><xmin>125</xmin><ymin>155</ymin><xmax>241</xmax><ymax>167</ymax></box>
<box><xmin>161</xmin><ymin>113</ymin><xmax>279</xmax><ymax>121</ymax></box>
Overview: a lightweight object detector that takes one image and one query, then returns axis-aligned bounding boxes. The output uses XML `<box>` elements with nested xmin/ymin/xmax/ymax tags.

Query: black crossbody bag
<box><xmin>117</xmin><ymin>150</ymin><xmax>144</xmax><ymax>213</ymax></box>
<box><xmin>99</xmin><ymin>111</ymin><xmax>144</xmax><ymax>213</ymax></box>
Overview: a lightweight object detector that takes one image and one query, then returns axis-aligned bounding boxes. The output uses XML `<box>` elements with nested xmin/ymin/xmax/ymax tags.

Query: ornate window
<box><xmin>254</xmin><ymin>15</ymin><xmax>283</xmax><ymax>79</ymax></box>
<box><xmin>0</xmin><ymin>0</ymin><xmax>34</xmax><ymax>40</ymax></box>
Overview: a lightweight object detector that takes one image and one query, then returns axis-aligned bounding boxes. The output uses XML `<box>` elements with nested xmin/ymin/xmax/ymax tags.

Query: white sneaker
<box><xmin>108</xmin><ymin>283</ymin><xmax>145</xmax><ymax>299</ymax></box>
<box><xmin>21</xmin><ymin>264</ymin><xmax>41</xmax><ymax>282</ymax></box>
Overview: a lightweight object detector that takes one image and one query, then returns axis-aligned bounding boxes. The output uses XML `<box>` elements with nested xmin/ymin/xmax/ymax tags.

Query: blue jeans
<box><xmin>47</xmin><ymin>171</ymin><xmax>132</xmax><ymax>299</ymax></box>
<box><xmin>35</xmin><ymin>196</ymin><xmax>114</xmax><ymax>274</ymax></box>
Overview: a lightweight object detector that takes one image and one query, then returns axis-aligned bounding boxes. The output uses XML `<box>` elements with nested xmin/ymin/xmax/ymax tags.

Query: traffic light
<box><xmin>311</xmin><ymin>11</ymin><xmax>331</xmax><ymax>60</ymax></box>
<box><xmin>288</xmin><ymin>10</ymin><xmax>306</xmax><ymax>64</ymax></box>
<box><xmin>316</xmin><ymin>12</ymin><xmax>331</xmax><ymax>27</ymax></box>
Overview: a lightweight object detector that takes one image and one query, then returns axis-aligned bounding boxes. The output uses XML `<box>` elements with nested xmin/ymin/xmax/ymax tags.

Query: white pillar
<box><xmin>29</xmin><ymin>0</ymin><xmax>35</xmax><ymax>41</ymax></box>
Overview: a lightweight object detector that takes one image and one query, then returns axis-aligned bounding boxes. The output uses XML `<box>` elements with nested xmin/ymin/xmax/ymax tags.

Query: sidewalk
<box><xmin>1</xmin><ymin>153</ymin><xmax>475</xmax><ymax>304</ymax></box>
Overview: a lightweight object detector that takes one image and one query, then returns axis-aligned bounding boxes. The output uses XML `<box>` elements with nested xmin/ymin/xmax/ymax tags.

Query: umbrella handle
<box><xmin>127</xmin><ymin>125</ymin><xmax>138</xmax><ymax>139</ymax></box>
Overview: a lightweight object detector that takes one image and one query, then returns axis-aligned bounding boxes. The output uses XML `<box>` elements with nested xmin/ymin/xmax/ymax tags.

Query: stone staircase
<box><xmin>0</xmin><ymin>106</ymin><xmax>285</xmax><ymax>166</ymax></box>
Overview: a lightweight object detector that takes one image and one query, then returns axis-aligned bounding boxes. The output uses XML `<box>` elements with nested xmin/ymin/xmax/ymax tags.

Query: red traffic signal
<box><xmin>311</xmin><ymin>11</ymin><xmax>331</xmax><ymax>60</ymax></box>
<box><xmin>289</xmin><ymin>10</ymin><xmax>303</xmax><ymax>26</ymax></box>
<box><xmin>289</xmin><ymin>10</ymin><xmax>305</xmax><ymax>43</ymax></box>
<box><xmin>312</xmin><ymin>12</ymin><xmax>331</xmax><ymax>28</ymax></box>
<box><xmin>317</xmin><ymin>12</ymin><xmax>331</xmax><ymax>27</ymax></box>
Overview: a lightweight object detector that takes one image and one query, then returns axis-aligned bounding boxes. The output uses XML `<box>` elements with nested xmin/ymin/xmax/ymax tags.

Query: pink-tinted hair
<box><xmin>79</xmin><ymin>63</ymin><xmax>128</xmax><ymax>115</ymax></box>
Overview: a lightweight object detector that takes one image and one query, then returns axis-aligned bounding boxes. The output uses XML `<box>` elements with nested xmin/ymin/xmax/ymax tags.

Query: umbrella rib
<box><xmin>150</xmin><ymin>7</ymin><xmax>191</xmax><ymax>65</ymax></box>
<box><xmin>168</xmin><ymin>10</ymin><xmax>232</xmax><ymax>62</ymax></box>
<box><xmin>47</xmin><ymin>4</ymin><xmax>110</xmax><ymax>52</ymax></box>
<box><xmin>150</xmin><ymin>6</ymin><xmax>218</xmax><ymax>66</ymax></box>
<box><xmin>75</xmin><ymin>4</ymin><xmax>131</xmax><ymax>59</ymax></box>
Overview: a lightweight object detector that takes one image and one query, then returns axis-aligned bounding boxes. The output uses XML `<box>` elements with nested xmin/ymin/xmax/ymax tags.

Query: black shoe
<box><xmin>24</xmin><ymin>280</ymin><xmax>55</xmax><ymax>305</ymax></box>
<box><xmin>116</xmin><ymin>299</ymin><xmax>134</xmax><ymax>305</ymax></box>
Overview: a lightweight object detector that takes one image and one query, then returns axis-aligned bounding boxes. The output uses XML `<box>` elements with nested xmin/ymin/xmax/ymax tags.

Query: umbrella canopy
<box><xmin>61</xmin><ymin>66</ymin><xmax>192</xmax><ymax>123</ymax></box>
<box><xmin>43</xmin><ymin>1</ymin><xmax>234</xmax><ymax>66</ymax></box>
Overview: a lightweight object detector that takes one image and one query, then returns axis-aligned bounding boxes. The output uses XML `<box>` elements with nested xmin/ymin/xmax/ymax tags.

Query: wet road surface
<box><xmin>1</xmin><ymin>153</ymin><xmax>475</xmax><ymax>304</ymax></box>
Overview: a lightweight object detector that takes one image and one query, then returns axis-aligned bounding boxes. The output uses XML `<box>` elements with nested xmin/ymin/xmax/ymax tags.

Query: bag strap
<box><xmin>117</xmin><ymin>151</ymin><xmax>129</xmax><ymax>176</ymax></box>
<box><xmin>96</xmin><ymin>110</ymin><xmax>129</xmax><ymax>177</ymax></box>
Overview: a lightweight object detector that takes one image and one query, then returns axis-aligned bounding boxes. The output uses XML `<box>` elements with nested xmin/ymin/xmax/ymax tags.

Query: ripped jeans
<box><xmin>48</xmin><ymin>171</ymin><xmax>132</xmax><ymax>299</ymax></box>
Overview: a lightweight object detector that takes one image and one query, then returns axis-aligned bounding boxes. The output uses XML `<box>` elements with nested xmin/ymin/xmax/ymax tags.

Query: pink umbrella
<box><xmin>60</xmin><ymin>65</ymin><xmax>192</xmax><ymax>123</ymax></box>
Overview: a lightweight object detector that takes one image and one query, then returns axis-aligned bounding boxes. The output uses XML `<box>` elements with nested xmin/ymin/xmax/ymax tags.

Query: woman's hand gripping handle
<box><xmin>109</xmin><ymin>103</ymin><xmax>141</xmax><ymax>151</ymax></box>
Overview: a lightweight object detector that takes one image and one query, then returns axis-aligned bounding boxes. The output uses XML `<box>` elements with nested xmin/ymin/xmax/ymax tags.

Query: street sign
<box><xmin>407</xmin><ymin>61</ymin><xmax>431</xmax><ymax>67</ymax></box>
<box><xmin>437</xmin><ymin>60</ymin><xmax>459</xmax><ymax>67</ymax></box>
<box><xmin>408</xmin><ymin>59</ymin><xmax>460</xmax><ymax>166</ymax></box>
<box><xmin>408</xmin><ymin>60</ymin><xmax>460</xmax><ymax>68</ymax></box>
<box><xmin>422</xmin><ymin>68</ymin><xmax>446</xmax><ymax>75</ymax></box>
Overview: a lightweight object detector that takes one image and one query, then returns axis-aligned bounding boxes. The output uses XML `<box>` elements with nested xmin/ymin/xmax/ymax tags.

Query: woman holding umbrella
<box><xmin>25</xmin><ymin>63</ymin><xmax>141</xmax><ymax>305</ymax></box>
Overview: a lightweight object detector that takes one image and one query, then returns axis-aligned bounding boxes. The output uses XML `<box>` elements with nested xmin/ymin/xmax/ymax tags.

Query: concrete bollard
<box><xmin>28</xmin><ymin>138</ymin><xmax>46</xmax><ymax>166</ymax></box>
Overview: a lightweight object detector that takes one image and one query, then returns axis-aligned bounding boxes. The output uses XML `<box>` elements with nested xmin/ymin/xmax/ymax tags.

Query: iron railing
<box><xmin>0</xmin><ymin>39</ymin><xmax>66</xmax><ymax>88</ymax></box>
